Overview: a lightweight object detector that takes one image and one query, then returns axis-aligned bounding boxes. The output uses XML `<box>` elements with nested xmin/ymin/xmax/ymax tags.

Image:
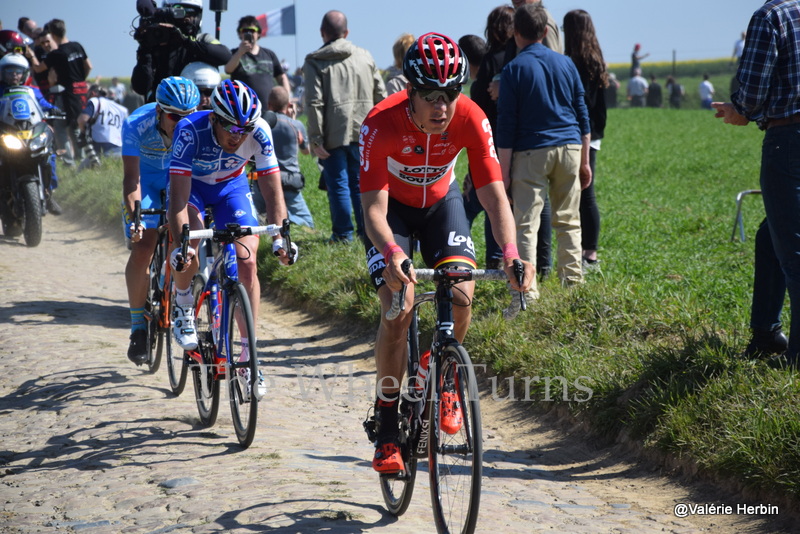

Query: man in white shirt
<box><xmin>699</xmin><ymin>74</ymin><xmax>715</xmax><ymax>109</ymax></box>
<box><xmin>627</xmin><ymin>68</ymin><xmax>648</xmax><ymax>107</ymax></box>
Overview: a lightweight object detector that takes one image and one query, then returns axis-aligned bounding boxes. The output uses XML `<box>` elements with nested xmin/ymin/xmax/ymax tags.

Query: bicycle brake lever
<box><xmin>175</xmin><ymin>223</ymin><xmax>190</xmax><ymax>272</ymax></box>
<box><xmin>385</xmin><ymin>259</ymin><xmax>413</xmax><ymax>320</ymax></box>
<box><xmin>279</xmin><ymin>218</ymin><xmax>295</xmax><ymax>265</ymax></box>
<box><xmin>513</xmin><ymin>259</ymin><xmax>526</xmax><ymax>312</ymax></box>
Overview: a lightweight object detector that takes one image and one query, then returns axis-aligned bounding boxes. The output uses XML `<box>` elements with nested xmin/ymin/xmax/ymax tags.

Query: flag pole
<box><xmin>294</xmin><ymin>0</ymin><xmax>300</xmax><ymax>73</ymax></box>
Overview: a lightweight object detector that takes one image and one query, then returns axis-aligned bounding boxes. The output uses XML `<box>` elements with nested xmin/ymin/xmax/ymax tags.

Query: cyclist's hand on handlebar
<box><xmin>170</xmin><ymin>246</ymin><xmax>196</xmax><ymax>272</ymax></box>
<box><xmin>272</xmin><ymin>238</ymin><xmax>298</xmax><ymax>266</ymax></box>
<box><xmin>128</xmin><ymin>222</ymin><xmax>144</xmax><ymax>243</ymax></box>
<box><xmin>504</xmin><ymin>258</ymin><xmax>534</xmax><ymax>292</ymax></box>
<box><xmin>384</xmin><ymin>253</ymin><xmax>416</xmax><ymax>292</ymax></box>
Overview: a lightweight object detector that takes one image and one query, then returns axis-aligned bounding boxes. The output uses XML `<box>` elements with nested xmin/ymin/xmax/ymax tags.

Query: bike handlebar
<box><xmin>385</xmin><ymin>259</ymin><xmax>526</xmax><ymax>320</ymax></box>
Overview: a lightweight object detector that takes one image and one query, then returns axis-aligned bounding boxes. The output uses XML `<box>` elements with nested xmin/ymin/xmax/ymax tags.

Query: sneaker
<box><xmin>255</xmin><ymin>370</ymin><xmax>267</xmax><ymax>400</ymax></box>
<box><xmin>440</xmin><ymin>390</ymin><xmax>464</xmax><ymax>435</ymax></box>
<box><xmin>582</xmin><ymin>257</ymin><xmax>601</xmax><ymax>274</ymax></box>
<box><xmin>171</xmin><ymin>304</ymin><xmax>198</xmax><ymax>350</ymax></box>
<box><xmin>373</xmin><ymin>440</ymin><xmax>405</xmax><ymax>474</ymax></box>
<box><xmin>46</xmin><ymin>195</ymin><xmax>63</xmax><ymax>216</ymax></box>
<box><xmin>127</xmin><ymin>329</ymin><xmax>148</xmax><ymax>365</ymax></box>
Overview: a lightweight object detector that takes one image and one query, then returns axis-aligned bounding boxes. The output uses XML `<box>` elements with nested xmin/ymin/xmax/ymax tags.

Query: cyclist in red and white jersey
<box><xmin>360</xmin><ymin>32</ymin><xmax>533</xmax><ymax>474</ymax></box>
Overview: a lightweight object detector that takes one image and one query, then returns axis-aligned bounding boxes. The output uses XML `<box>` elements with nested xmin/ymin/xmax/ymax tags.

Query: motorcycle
<box><xmin>0</xmin><ymin>85</ymin><xmax>58</xmax><ymax>247</ymax></box>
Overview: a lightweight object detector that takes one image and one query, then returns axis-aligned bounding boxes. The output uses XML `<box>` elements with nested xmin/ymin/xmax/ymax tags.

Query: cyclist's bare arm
<box><xmin>475</xmin><ymin>180</ymin><xmax>534</xmax><ymax>293</ymax></box>
<box><xmin>362</xmin><ymin>189</ymin><xmax>417</xmax><ymax>291</ymax></box>
<box><xmin>122</xmin><ymin>155</ymin><xmax>144</xmax><ymax>241</ymax></box>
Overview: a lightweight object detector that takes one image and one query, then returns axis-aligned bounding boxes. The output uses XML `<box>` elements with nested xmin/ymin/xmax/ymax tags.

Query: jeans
<box><xmin>750</xmin><ymin>218</ymin><xmax>785</xmax><ymax>332</ymax></box>
<box><xmin>580</xmin><ymin>148</ymin><xmax>600</xmax><ymax>251</ymax></box>
<box><xmin>760</xmin><ymin>124</ymin><xmax>800</xmax><ymax>359</ymax></box>
<box><xmin>284</xmin><ymin>189</ymin><xmax>315</xmax><ymax>228</ymax></box>
<box><xmin>321</xmin><ymin>143</ymin><xmax>363</xmax><ymax>241</ymax></box>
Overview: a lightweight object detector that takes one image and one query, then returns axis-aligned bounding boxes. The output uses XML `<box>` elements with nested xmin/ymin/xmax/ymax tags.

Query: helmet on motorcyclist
<box><xmin>163</xmin><ymin>0</ymin><xmax>203</xmax><ymax>36</ymax></box>
<box><xmin>180</xmin><ymin>62</ymin><xmax>220</xmax><ymax>91</ymax></box>
<box><xmin>155</xmin><ymin>76</ymin><xmax>200</xmax><ymax>116</ymax></box>
<box><xmin>211</xmin><ymin>79</ymin><xmax>261</xmax><ymax>131</ymax></box>
<box><xmin>0</xmin><ymin>53</ymin><xmax>29</xmax><ymax>86</ymax></box>
<box><xmin>0</xmin><ymin>30</ymin><xmax>26</xmax><ymax>57</ymax></box>
<box><xmin>402</xmin><ymin>32</ymin><xmax>468</xmax><ymax>97</ymax></box>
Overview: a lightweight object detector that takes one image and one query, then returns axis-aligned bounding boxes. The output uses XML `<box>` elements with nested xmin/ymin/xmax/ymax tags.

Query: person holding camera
<box><xmin>224</xmin><ymin>15</ymin><xmax>291</xmax><ymax>117</ymax></box>
<box><xmin>131</xmin><ymin>0</ymin><xmax>231</xmax><ymax>102</ymax></box>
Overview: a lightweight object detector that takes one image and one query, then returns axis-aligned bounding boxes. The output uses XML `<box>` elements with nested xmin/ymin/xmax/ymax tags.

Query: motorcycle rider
<box><xmin>0</xmin><ymin>52</ymin><xmax>62</xmax><ymax>214</ymax></box>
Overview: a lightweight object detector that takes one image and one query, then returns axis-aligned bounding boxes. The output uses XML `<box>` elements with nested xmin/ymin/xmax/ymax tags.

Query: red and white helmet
<box><xmin>403</xmin><ymin>32</ymin><xmax>469</xmax><ymax>89</ymax></box>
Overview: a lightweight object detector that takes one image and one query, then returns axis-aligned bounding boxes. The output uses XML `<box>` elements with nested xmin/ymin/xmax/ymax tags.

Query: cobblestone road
<box><xmin>0</xmin><ymin>217</ymin><xmax>791</xmax><ymax>533</ymax></box>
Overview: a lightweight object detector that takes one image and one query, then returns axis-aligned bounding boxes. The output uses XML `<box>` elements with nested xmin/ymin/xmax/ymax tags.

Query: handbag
<box><xmin>281</xmin><ymin>170</ymin><xmax>305</xmax><ymax>191</ymax></box>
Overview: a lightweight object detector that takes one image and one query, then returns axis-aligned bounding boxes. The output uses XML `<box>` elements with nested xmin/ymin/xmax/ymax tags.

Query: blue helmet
<box><xmin>211</xmin><ymin>79</ymin><xmax>261</xmax><ymax>128</ymax></box>
<box><xmin>155</xmin><ymin>76</ymin><xmax>200</xmax><ymax>114</ymax></box>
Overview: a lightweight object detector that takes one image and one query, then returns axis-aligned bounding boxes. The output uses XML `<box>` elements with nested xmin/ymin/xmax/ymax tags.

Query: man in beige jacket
<box><xmin>303</xmin><ymin>10</ymin><xmax>386</xmax><ymax>243</ymax></box>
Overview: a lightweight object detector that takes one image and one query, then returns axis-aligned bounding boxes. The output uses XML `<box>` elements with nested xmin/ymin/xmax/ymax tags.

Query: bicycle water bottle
<box><xmin>158</xmin><ymin>260</ymin><xmax>166</xmax><ymax>289</ymax></box>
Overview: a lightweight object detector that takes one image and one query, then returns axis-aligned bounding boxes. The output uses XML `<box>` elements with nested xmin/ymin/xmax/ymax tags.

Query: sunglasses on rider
<box><xmin>217</xmin><ymin>117</ymin><xmax>255</xmax><ymax>135</ymax></box>
<box><xmin>11</xmin><ymin>46</ymin><xmax>24</xmax><ymax>54</ymax></box>
<box><xmin>416</xmin><ymin>86</ymin><xmax>462</xmax><ymax>104</ymax></box>
<box><xmin>165</xmin><ymin>111</ymin><xmax>191</xmax><ymax>122</ymax></box>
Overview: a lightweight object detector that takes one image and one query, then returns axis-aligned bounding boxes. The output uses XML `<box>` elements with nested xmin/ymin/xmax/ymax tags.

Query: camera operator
<box><xmin>224</xmin><ymin>15</ymin><xmax>291</xmax><ymax>118</ymax></box>
<box><xmin>131</xmin><ymin>0</ymin><xmax>231</xmax><ymax>102</ymax></box>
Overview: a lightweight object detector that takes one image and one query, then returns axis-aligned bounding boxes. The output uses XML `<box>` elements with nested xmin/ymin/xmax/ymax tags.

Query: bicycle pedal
<box><xmin>363</xmin><ymin>415</ymin><xmax>378</xmax><ymax>443</ymax></box>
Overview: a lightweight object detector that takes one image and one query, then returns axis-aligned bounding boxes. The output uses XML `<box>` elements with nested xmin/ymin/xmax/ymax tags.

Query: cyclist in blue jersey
<box><xmin>168</xmin><ymin>79</ymin><xmax>293</xmax><ymax>396</ymax></box>
<box><xmin>122</xmin><ymin>76</ymin><xmax>200</xmax><ymax>365</ymax></box>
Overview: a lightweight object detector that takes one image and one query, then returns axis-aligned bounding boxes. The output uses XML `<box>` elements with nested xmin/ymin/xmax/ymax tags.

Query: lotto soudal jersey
<box><xmin>121</xmin><ymin>103</ymin><xmax>170</xmax><ymax>178</ymax></box>
<box><xmin>169</xmin><ymin>110</ymin><xmax>279</xmax><ymax>184</ymax></box>
<box><xmin>359</xmin><ymin>91</ymin><xmax>501</xmax><ymax>209</ymax></box>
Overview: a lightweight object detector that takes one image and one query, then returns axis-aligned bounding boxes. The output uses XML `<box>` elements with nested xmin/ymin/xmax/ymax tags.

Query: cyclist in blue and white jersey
<box><xmin>122</xmin><ymin>76</ymin><xmax>200</xmax><ymax>365</ymax></box>
<box><xmin>168</xmin><ymin>79</ymin><xmax>293</xmax><ymax>396</ymax></box>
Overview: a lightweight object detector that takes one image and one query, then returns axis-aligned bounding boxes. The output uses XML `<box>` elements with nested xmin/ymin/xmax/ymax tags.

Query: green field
<box><xmin>59</xmin><ymin>104</ymin><xmax>800</xmax><ymax>504</ymax></box>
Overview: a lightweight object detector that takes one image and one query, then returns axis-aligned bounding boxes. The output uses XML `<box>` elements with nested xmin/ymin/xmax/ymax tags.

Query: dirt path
<box><xmin>0</xmin><ymin>216</ymin><xmax>792</xmax><ymax>533</ymax></box>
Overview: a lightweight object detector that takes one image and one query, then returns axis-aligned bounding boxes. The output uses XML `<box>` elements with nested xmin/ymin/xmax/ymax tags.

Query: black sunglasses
<box><xmin>416</xmin><ymin>86</ymin><xmax>462</xmax><ymax>104</ymax></box>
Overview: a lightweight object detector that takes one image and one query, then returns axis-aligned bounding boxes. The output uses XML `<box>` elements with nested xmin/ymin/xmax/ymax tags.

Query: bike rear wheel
<box><xmin>428</xmin><ymin>343</ymin><xmax>482</xmax><ymax>534</ymax></box>
<box><xmin>165</xmin><ymin>277</ymin><xmax>188</xmax><ymax>395</ymax></box>
<box><xmin>192</xmin><ymin>275</ymin><xmax>220</xmax><ymax>427</ymax></box>
<box><xmin>227</xmin><ymin>283</ymin><xmax>259</xmax><ymax>448</ymax></box>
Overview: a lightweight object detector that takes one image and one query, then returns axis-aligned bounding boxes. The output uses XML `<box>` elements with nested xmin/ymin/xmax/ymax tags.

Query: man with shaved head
<box><xmin>303</xmin><ymin>10</ymin><xmax>386</xmax><ymax>243</ymax></box>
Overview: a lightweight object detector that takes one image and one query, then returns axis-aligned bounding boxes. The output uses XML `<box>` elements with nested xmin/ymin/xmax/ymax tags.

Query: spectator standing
<box><xmin>646</xmin><ymin>74</ymin><xmax>663</xmax><ymax>108</ymax></box>
<box><xmin>563</xmin><ymin>9</ymin><xmax>608</xmax><ymax>272</ymax></box>
<box><xmin>131</xmin><ymin>0</ymin><xmax>231</xmax><ymax>102</ymax></box>
<box><xmin>627</xmin><ymin>68</ymin><xmax>648</xmax><ymax>107</ymax></box>
<box><xmin>110</xmin><ymin>76</ymin><xmax>126</xmax><ymax>104</ymax></box>
<box><xmin>77</xmin><ymin>84</ymin><xmax>129</xmax><ymax>159</ymax></box>
<box><xmin>17</xmin><ymin>17</ymin><xmax>35</xmax><ymax>46</ymax></box>
<box><xmin>384</xmin><ymin>33</ymin><xmax>414</xmax><ymax>96</ymax></box>
<box><xmin>225</xmin><ymin>15</ymin><xmax>291</xmax><ymax>117</ymax></box>
<box><xmin>666</xmin><ymin>75</ymin><xmax>685</xmax><ymax>108</ymax></box>
<box><xmin>630</xmin><ymin>43</ymin><xmax>649</xmax><ymax>77</ymax></box>
<box><xmin>605</xmin><ymin>72</ymin><xmax>620</xmax><ymax>108</ymax></box>
<box><xmin>711</xmin><ymin>0</ymin><xmax>800</xmax><ymax>369</ymax></box>
<box><xmin>303</xmin><ymin>10</ymin><xmax>386</xmax><ymax>243</ymax></box>
<box><xmin>473</xmin><ymin>1</ymin><xmax>559</xmax><ymax>277</ymax></box>
<box><xmin>497</xmin><ymin>3</ymin><xmax>591</xmax><ymax>300</ymax></box>
<box><xmin>457</xmin><ymin>34</ymin><xmax>487</xmax><ymax>86</ymax></box>
<box><xmin>732</xmin><ymin>31</ymin><xmax>746</xmax><ymax>64</ymax></box>
<box><xmin>699</xmin><ymin>73</ymin><xmax>715</xmax><ymax>109</ymax></box>
<box><xmin>251</xmin><ymin>86</ymin><xmax>315</xmax><ymax>229</ymax></box>
<box><xmin>43</xmin><ymin>18</ymin><xmax>92</xmax><ymax>165</ymax></box>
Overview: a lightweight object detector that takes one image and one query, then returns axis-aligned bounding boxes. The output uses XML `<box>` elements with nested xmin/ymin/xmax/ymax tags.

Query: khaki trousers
<box><xmin>510</xmin><ymin>145</ymin><xmax>583</xmax><ymax>298</ymax></box>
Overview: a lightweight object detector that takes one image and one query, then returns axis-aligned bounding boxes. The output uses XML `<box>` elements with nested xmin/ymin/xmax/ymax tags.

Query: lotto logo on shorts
<box><xmin>448</xmin><ymin>231</ymin><xmax>475</xmax><ymax>254</ymax></box>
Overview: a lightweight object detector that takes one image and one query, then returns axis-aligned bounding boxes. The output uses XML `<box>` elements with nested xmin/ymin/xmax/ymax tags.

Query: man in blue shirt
<box><xmin>496</xmin><ymin>3</ymin><xmax>591</xmax><ymax>302</ymax></box>
<box><xmin>712</xmin><ymin>0</ymin><xmax>800</xmax><ymax>369</ymax></box>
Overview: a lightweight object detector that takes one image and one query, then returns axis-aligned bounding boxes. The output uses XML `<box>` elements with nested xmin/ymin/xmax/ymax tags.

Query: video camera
<box><xmin>132</xmin><ymin>0</ymin><xmax>199</xmax><ymax>48</ymax></box>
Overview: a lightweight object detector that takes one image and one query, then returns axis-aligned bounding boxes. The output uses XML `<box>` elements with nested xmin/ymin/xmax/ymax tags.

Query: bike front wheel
<box><xmin>191</xmin><ymin>275</ymin><xmax>220</xmax><ymax>427</ymax></box>
<box><xmin>428</xmin><ymin>343</ymin><xmax>482</xmax><ymax>534</ymax></box>
<box><xmin>165</xmin><ymin>278</ymin><xmax>188</xmax><ymax>395</ymax></box>
<box><xmin>226</xmin><ymin>282</ymin><xmax>259</xmax><ymax>448</ymax></box>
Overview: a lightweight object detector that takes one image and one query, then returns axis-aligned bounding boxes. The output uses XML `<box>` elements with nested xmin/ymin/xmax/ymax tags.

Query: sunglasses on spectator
<box><xmin>416</xmin><ymin>86</ymin><xmax>462</xmax><ymax>104</ymax></box>
<box><xmin>217</xmin><ymin>117</ymin><xmax>255</xmax><ymax>135</ymax></box>
<box><xmin>238</xmin><ymin>27</ymin><xmax>260</xmax><ymax>34</ymax></box>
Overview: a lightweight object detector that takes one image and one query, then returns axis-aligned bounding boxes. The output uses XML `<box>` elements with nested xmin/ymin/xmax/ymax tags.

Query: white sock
<box><xmin>175</xmin><ymin>286</ymin><xmax>193</xmax><ymax>307</ymax></box>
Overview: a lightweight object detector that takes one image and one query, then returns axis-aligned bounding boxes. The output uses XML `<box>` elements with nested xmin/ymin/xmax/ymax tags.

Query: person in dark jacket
<box><xmin>131</xmin><ymin>0</ymin><xmax>231</xmax><ymax>102</ymax></box>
